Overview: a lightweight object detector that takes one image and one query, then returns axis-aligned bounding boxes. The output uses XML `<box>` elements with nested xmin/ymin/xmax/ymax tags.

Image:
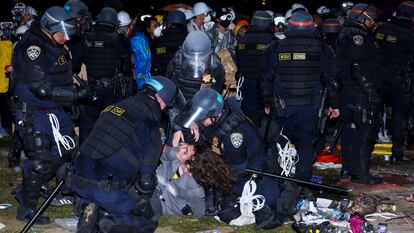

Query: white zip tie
<box><xmin>236</xmin><ymin>75</ymin><xmax>244</xmax><ymax>101</ymax></box>
<box><xmin>48</xmin><ymin>113</ymin><xmax>76</xmax><ymax>157</ymax></box>
<box><xmin>277</xmin><ymin>129</ymin><xmax>299</xmax><ymax>177</ymax></box>
<box><xmin>239</xmin><ymin>179</ymin><xmax>265</xmax><ymax>216</ymax></box>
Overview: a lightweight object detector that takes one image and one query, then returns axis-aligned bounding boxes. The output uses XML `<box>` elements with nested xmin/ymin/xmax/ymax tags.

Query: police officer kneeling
<box><xmin>12</xmin><ymin>6</ymin><xmax>91</xmax><ymax>224</ymax></box>
<box><xmin>69</xmin><ymin>76</ymin><xmax>178</xmax><ymax>233</ymax></box>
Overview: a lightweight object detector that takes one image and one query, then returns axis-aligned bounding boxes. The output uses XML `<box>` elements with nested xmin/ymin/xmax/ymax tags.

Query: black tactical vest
<box><xmin>84</xmin><ymin>25</ymin><xmax>122</xmax><ymax>83</ymax></box>
<box><xmin>275</xmin><ymin>30</ymin><xmax>322</xmax><ymax>98</ymax></box>
<box><xmin>13</xmin><ymin>22</ymin><xmax>73</xmax><ymax>88</ymax></box>
<box><xmin>237</xmin><ymin>29</ymin><xmax>276</xmax><ymax>80</ymax></box>
<box><xmin>80</xmin><ymin>94</ymin><xmax>161</xmax><ymax>160</ymax></box>
<box><xmin>153</xmin><ymin>28</ymin><xmax>187</xmax><ymax>76</ymax></box>
<box><xmin>375</xmin><ymin>18</ymin><xmax>414</xmax><ymax>73</ymax></box>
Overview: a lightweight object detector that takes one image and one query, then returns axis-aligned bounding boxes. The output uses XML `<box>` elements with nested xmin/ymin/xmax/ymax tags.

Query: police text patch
<box><xmin>279</xmin><ymin>53</ymin><xmax>291</xmax><ymax>61</ymax></box>
<box><xmin>230</xmin><ymin>132</ymin><xmax>243</xmax><ymax>149</ymax></box>
<box><xmin>375</xmin><ymin>33</ymin><xmax>385</xmax><ymax>40</ymax></box>
<box><xmin>156</xmin><ymin>47</ymin><xmax>166</xmax><ymax>54</ymax></box>
<box><xmin>353</xmin><ymin>35</ymin><xmax>364</xmax><ymax>46</ymax></box>
<box><xmin>293</xmin><ymin>53</ymin><xmax>306</xmax><ymax>60</ymax></box>
<box><xmin>58</xmin><ymin>55</ymin><xmax>68</xmax><ymax>65</ymax></box>
<box><xmin>103</xmin><ymin>105</ymin><xmax>125</xmax><ymax>116</ymax></box>
<box><xmin>386</xmin><ymin>35</ymin><xmax>397</xmax><ymax>43</ymax></box>
<box><xmin>256</xmin><ymin>44</ymin><xmax>267</xmax><ymax>51</ymax></box>
<box><xmin>238</xmin><ymin>43</ymin><xmax>246</xmax><ymax>50</ymax></box>
<box><xmin>27</xmin><ymin>45</ymin><xmax>41</xmax><ymax>60</ymax></box>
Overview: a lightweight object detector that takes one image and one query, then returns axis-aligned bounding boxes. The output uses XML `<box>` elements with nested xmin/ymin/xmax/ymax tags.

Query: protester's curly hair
<box><xmin>187</xmin><ymin>145</ymin><xmax>234</xmax><ymax>195</ymax></box>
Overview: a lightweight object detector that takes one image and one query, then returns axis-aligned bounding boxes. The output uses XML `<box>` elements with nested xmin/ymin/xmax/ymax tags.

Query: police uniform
<box><xmin>12</xmin><ymin>21</ymin><xmax>76</xmax><ymax>221</ymax></box>
<box><xmin>262</xmin><ymin>25</ymin><xmax>338</xmax><ymax>181</ymax></box>
<box><xmin>336</xmin><ymin>19</ymin><xmax>383</xmax><ymax>183</ymax></box>
<box><xmin>152</xmin><ymin>27</ymin><xmax>188</xmax><ymax>76</ymax></box>
<box><xmin>374</xmin><ymin>17</ymin><xmax>414</xmax><ymax>163</ymax></box>
<box><xmin>71</xmin><ymin>93</ymin><xmax>165</xmax><ymax>232</ymax></box>
<box><xmin>80</xmin><ymin>23</ymin><xmax>131</xmax><ymax>143</ymax></box>
<box><xmin>212</xmin><ymin>98</ymin><xmax>280</xmax><ymax>229</ymax></box>
<box><xmin>166</xmin><ymin>51</ymin><xmax>225</xmax><ymax>100</ymax></box>
<box><xmin>236</xmin><ymin>26</ymin><xmax>276</xmax><ymax>123</ymax></box>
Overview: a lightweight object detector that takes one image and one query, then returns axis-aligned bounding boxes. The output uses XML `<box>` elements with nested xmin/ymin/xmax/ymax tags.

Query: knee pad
<box><xmin>25</xmin><ymin>131</ymin><xmax>52</xmax><ymax>158</ymax></box>
<box><xmin>29</xmin><ymin>158</ymin><xmax>52</xmax><ymax>175</ymax></box>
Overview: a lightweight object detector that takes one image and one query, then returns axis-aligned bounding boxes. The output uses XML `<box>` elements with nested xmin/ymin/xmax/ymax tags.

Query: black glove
<box><xmin>29</xmin><ymin>80</ymin><xmax>52</xmax><ymax>100</ymax></box>
<box><xmin>408</xmin><ymin>117</ymin><xmax>414</xmax><ymax>132</ymax></box>
<box><xmin>77</xmin><ymin>86</ymin><xmax>96</xmax><ymax>101</ymax></box>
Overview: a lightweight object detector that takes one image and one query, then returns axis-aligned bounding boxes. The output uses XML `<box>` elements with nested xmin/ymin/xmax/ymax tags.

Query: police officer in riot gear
<box><xmin>64</xmin><ymin>0</ymin><xmax>92</xmax><ymax>74</ymax></box>
<box><xmin>12</xmin><ymin>6</ymin><xmax>91</xmax><ymax>224</ymax></box>
<box><xmin>152</xmin><ymin>10</ymin><xmax>188</xmax><ymax>76</ymax></box>
<box><xmin>320</xmin><ymin>18</ymin><xmax>342</xmax><ymax>48</ymax></box>
<box><xmin>262</xmin><ymin>11</ymin><xmax>340</xmax><ymax>181</ymax></box>
<box><xmin>174</xmin><ymin>88</ymin><xmax>282</xmax><ymax>230</ymax></box>
<box><xmin>374</xmin><ymin>1</ymin><xmax>414</xmax><ymax>164</ymax></box>
<box><xmin>166</xmin><ymin>31</ymin><xmax>225</xmax><ymax>101</ymax></box>
<box><xmin>70</xmin><ymin>76</ymin><xmax>179</xmax><ymax>233</ymax></box>
<box><xmin>79</xmin><ymin>7</ymin><xmax>132</xmax><ymax>143</ymax></box>
<box><xmin>336</xmin><ymin>3</ymin><xmax>383</xmax><ymax>184</ymax></box>
<box><xmin>236</xmin><ymin>11</ymin><xmax>276</xmax><ymax>124</ymax></box>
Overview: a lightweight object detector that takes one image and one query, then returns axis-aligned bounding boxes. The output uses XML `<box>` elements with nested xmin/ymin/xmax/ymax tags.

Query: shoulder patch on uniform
<box><xmin>26</xmin><ymin>45</ymin><xmax>41</xmax><ymax>60</ymax></box>
<box><xmin>353</xmin><ymin>35</ymin><xmax>364</xmax><ymax>46</ymax></box>
<box><xmin>230</xmin><ymin>132</ymin><xmax>243</xmax><ymax>149</ymax></box>
<box><xmin>279</xmin><ymin>53</ymin><xmax>291</xmax><ymax>61</ymax></box>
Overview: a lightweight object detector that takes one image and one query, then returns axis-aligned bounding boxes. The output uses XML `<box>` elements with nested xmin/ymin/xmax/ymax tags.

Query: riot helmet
<box><xmin>287</xmin><ymin>11</ymin><xmax>315</xmax><ymax>31</ymax></box>
<box><xmin>165</xmin><ymin>10</ymin><xmax>186</xmax><ymax>26</ymax></box>
<box><xmin>143</xmin><ymin>76</ymin><xmax>179</xmax><ymax>108</ymax></box>
<box><xmin>175</xmin><ymin>88</ymin><xmax>224</xmax><ymax>129</ymax></box>
<box><xmin>181</xmin><ymin>31</ymin><xmax>212</xmax><ymax>79</ymax></box>
<box><xmin>96</xmin><ymin>7</ymin><xmax>119</xmax><ymax>27</ymax></box>
<box><xmin>64</xmin><ymin>0</ymin><xmax>92</xmax><ymax>34</ymax></box>
<box><xmin>41</xmin><ymin>6</ymin><xmax>77</xmax><ymax>40</ymax></box>
<box><xmin>250</xmin><ymin>11</ymin><xmax>273</xmax><ymax>30</ymax></box>
<box><xmin>396</xmin><ymin>1</ymin><xmax>414</xmax><ymax>19</ymax></box>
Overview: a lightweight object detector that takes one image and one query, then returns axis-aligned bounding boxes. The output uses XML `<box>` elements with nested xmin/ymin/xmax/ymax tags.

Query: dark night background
<box><xmin>0</xmin><ymin>0</ymin><xmax>407</xmax><ymax>22</ymax></box>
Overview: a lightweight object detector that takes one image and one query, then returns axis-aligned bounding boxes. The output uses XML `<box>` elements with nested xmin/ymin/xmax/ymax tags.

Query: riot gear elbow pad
<box><xmin>134</xmin><ymin>173</ymin><xmax>157</xmax><ymax>195</ymax></box>
<box><xmin>29</xmin><ymin>80</ymin><xmax>52</xmax><ymax>100</ymax></box>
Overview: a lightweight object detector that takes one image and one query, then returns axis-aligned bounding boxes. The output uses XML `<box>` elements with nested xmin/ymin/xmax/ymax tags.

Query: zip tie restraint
<box><xmin>48</xmin><ymin>113</ymin><xmax>76</xmax><ymax>157</ymax></box>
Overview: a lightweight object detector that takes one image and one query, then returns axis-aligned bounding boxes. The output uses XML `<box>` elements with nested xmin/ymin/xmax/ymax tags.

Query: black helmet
<box><xmin>64</xmin><ymin>0</ymin><xmax>90</xmax><ymax>16</ymax></box>
<box><xmin>250</xmin><ymin>11</ymin><xmax>273</xmax><ymax>29</ymax></box>
<box><xmin>144</xmin><ymin>76</ymin><xmax>178</xmax><ymax>108</ymax></box>
<box><xmin>175</xmin><ymin>88</ymin><xmax>224</xmax><ymax>129</ymax></box>
<box><xmin>321</xmin><ymin>18</ymin><xmax>342</xmax><ymax>34</ymax></box>
<box><xmin>287</xmin><ymin>11</ymin><xmax>315</xmax><ymax>31</ymax></box>
<box><xmin>348</xmin><ymin>3</ymin><xmax>379</xmax><ymax>23</ymax></box>
<box><xmin>96</xmin><ymin>7</ymin><xmax>119</xmax><ymax>27</ymax></box>
<box><xmin>396</xmin><ymin>1</ymin><xmax>414</xmax><ymax>18</ymax></box>
<box><xmin>41</xmin><ymin>6</ymin><xmax>76</xmax><ymax>40</ymax></box>
<box><xmin>165</xmin><ymin>10</ymin><xmax>186</xmax><ymax>25</ymax></box>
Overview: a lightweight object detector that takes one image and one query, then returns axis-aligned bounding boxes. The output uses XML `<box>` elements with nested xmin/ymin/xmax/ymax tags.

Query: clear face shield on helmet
<box><xmin>55</xmin><ymin>19</ymin><xmax>77</xmax><ymax>40</ymax></box>
<box><xmin>175</xmin><ymin>101</ymin><xmax>209</xmax><ymax>129</ymax></box>
<box><xmin>181</xmin><ymin>50</ymin><xmax>212</xmax><ymax>79</ymax></box>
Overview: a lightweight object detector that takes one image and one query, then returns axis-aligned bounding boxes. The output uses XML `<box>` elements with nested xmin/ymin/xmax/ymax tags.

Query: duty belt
<box><xmin>91</xmin><ymin>77</ymin><xmax>115</xmax><ymax>88</ymax></box>
<box><xmin>277</xmin><ymin>96</ymin><xmax>321</xmax><ymax>107</ymax></box>
<box><xmin>67</xmin><ymin>171</ymin><xmax>129</xmax><ymax>193</ymax></box>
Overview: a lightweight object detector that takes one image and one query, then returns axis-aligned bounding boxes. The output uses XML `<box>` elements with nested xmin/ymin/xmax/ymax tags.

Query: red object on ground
<box><xmin>315</xmin><ymin>149</ymin><xmax>342</xmax><ymax>164</ymax></box>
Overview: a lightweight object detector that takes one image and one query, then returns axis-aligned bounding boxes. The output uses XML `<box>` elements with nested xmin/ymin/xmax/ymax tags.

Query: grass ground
<box><xmin>0</xmin><ymin>137</ymin><xmax>295</xmax><ymax>233</ymax></box>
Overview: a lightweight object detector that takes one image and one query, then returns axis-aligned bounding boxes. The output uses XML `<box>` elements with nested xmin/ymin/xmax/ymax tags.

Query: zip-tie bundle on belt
<box><xmin>277</xmin><ymin>129</ymin><xmax>299</xmax><ymax>177</ymax></box>
<box><xmin>48</xmin><ymin>113</ymin><xmax>76</xmax><ymax>157</ymax></box>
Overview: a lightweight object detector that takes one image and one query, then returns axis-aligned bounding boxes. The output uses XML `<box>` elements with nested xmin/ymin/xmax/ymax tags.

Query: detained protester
<box><xmin>151</xmin><ymin>144</ymin><xmax>233</xmax><ymax>218</ymax></box>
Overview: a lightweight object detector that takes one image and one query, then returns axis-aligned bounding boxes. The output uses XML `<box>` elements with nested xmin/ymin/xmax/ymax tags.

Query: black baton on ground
<box><xmin>20</xmin><ymin>180</ymin><xmax>64</xmax><ymax>233</ymax></box>
<box><xmin>246</xmin><ymin>168</ymin><xmax>351</xmax><ymax>194</ymax></box>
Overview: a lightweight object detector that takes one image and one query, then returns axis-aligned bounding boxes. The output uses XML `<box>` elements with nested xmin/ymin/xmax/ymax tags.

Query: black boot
<box><xmin>351</xmin><ymin>143</ymin><xmax>382</xmax><ymax>185</ymax></box>
<box><xmin>16</xmin><ymin>174</ymin><xmax>50</xmax><ymax>224</ymax></box>
<box><xmin>205</xmin><ymin>188</ymin><xmax>219</xmax><ymax>216</ymax></box>
<box><xmin>254</xmin><ymin>205</ymin><xmax>282</xmax><ymax>230</ymax></box>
